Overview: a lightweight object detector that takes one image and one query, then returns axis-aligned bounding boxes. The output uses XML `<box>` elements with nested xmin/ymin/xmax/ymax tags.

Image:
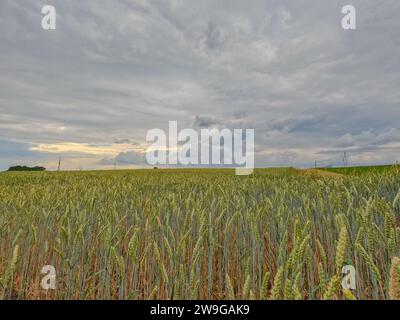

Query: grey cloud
<box><xmin>0</xmin><ymin>139</ymin><xmax>47</xmax><ymax>170</ymax></box>
<box><xmin>193</xmin><ymin>115</ymin><xmax>221</xmax><ymax>128</ymax></box>
<box><xmin>99</xmin><ymin>151</ymin><xmax>146</xmax><ymax>166</ymax></box>
<box><xmin>0</xmin><ymin>139</ymin><xmax>33</xmax><ymax>158</ymax></box>
<box><xmin>1</xmin><ymin>0</ymin><xmax>400</xmax><ymax>169</ymax></box>
<box><xmin>114</xmin><ymin>138</ymin><xmax>131</xmax><ymax>144</ymax></box>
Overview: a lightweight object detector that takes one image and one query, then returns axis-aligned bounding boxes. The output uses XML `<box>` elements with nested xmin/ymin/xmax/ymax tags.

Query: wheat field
<box><xmin>0</xmin><ymin>167</ymin><xmax>400</xmax><ymax>300</ymax></box>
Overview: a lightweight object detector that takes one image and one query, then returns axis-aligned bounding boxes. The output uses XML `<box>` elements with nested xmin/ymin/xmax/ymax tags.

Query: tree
<box><xmin>7</xmin><ymin>165</ymin><xmax>46</xmax><ymax>172</ymax></box>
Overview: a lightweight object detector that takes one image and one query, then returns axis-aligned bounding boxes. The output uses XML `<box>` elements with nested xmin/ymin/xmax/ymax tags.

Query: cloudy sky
<box><xmin>1</xmin><ymin>0</ymin><xmax>399</xmax><ymax>170</ymax></box>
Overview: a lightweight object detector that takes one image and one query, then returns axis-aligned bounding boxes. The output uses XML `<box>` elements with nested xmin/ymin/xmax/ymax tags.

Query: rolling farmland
<box><xmin>0</xmin><ymin>168</ymin><xmax>400</xmax><ymax>300</ymax></box>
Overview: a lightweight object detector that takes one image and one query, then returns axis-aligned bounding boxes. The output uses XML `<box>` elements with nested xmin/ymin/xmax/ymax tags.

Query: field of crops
<box><xmin>1</xmin><ymin>168</ymin><xmax>400</xmax><ymax>300</ymax></box>
<box><xmin>321</xmin><ymin>165</ymin><xmax>398</xmax><ymax>175</ymax></box>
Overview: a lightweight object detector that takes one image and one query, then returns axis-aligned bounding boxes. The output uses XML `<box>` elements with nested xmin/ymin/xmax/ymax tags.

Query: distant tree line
<box><xmin>7</xmin><ymin>165</ymin><xmax>46</xmax><ymax>172</ymax></box>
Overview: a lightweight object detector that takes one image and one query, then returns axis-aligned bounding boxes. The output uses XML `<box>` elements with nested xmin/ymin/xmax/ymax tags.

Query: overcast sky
<box><xmin>1</xmin><ymin>0</ymin><xmax>399</xmax><ymax>170</ymax></box>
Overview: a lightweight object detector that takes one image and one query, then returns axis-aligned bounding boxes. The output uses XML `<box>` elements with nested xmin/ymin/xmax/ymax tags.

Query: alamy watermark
<box><xmin>341</xmin><ymin>265</ymin><xmax>356</xmax><ymax>290</ymax></box>
<box><xmin>40</xmin><ymin>5</ymin><xmax>356</xmax><ymax>32</ymax></box>
<box><xmin>41</xmin><ymin>5</ymin><xmax>56</xmax><ymax>30</ymax></box>
<box><xmin>145</xmin><ymin>121</ymin><xmax>254</xmax><ymax>175</ymax></box>
<box><xmin>341</xmin><ymin>5</ymin><xmax>356</xmax><ymax>30</ymax></box>
<box><xmin>41</xmin><ymin>265</ymin><xmax>56</xmax><ymax>290</ymax></box>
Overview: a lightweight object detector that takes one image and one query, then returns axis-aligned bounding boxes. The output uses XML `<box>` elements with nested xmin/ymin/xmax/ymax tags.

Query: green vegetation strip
<box><xmin>0</xmin><ymin>168</ymin><xmax>399</xmax><ymax>300</ymax></box>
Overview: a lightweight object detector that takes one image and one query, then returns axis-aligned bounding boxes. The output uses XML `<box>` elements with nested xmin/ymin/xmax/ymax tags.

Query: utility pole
<box><xmin>343</xmin><ymin>152</ymin><xmax>348</xmax><ymax>167</ymax></box>
<box><xmin>58</xmin><ymin>158</ymin><xmax>61</xmax><ymax>172</ymax></box>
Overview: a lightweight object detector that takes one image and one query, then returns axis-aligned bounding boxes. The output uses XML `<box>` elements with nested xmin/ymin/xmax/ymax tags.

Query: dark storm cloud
<box><xmin>193</xmin><ymin>115</ymin><xmax>221</xmax><ymax>128</ymax></box>
<box><xmin>100</xmin><ymin>150</ymin><xmax>146</xmax><ymax>166</ymax></box>
<box><xmin>0</xmin><ymin>0</ymin><xmax>399</xmax><ymax>169</ymax></box>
